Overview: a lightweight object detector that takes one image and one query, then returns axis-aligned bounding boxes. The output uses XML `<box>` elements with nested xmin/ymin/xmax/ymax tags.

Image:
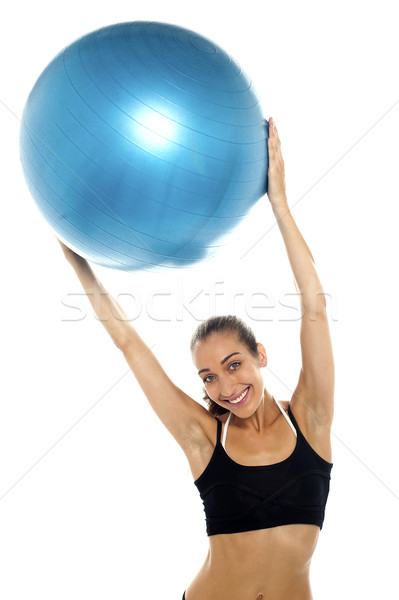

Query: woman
<box><xmin>58</xmin><ymin>118</ymin><xmax>334</xmax><ymax>600</ymax></box>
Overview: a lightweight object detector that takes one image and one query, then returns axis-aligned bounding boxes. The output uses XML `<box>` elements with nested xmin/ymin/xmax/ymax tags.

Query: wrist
<box><xmin>271</xmin><ymin>196</ymin><xmax>289</xmax><ymax>216</ymax></box>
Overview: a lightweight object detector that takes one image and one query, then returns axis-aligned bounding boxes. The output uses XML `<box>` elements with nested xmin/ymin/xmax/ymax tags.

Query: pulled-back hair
<box><xmin>190</xmin><ymin>315</ymin><xmax>259</xmax><ymax>417</ymax></box>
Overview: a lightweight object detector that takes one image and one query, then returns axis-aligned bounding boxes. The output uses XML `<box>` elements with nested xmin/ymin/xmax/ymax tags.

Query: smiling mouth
<box><xmin>225</xmin><ymin>387</ymin><xmax>250</xmax><ymax>405</ymax></box>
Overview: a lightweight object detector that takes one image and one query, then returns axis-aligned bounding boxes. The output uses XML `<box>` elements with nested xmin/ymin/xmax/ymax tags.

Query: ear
<box><xmin>257</xmin><ymin>342</ymin><xmax>268</xmax><ymax>367</ymax></box>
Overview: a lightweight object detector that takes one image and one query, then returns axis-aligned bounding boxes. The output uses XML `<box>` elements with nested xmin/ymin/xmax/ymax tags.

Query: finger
<box><xmin>268</xmin><ymin>131</ymin><xmax>274</xmax><ymax>146</ymax></box>
<box><xmin>267</xmin><ymin>136</ymin><xmax>275</xmax><ymax>157</ymax></box>
<box><xmin>273</xmin><ymin>125</ymin><xmax>281</xmax><ymax>147</ymax></box>
<box><xmin>273</xmin><ymin>123</ymin><xmax>280</xmax><ymax>145</ymax></box>
<box><xmin>269</xmin><ymin>122</ymin><xmax>275</xmax><ymax>144</ymax></box>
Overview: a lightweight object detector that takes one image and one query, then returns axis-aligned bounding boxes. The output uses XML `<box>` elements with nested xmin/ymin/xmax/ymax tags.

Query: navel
<box><xmin>256</xmin><ymin>594</ymin><xmax>263</xmax><ymax>600</ymax></box>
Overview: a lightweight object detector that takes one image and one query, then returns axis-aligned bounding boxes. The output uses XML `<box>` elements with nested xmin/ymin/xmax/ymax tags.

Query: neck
<box><xmin>233</xmin><ymin>388</ymin><xmax>278</xmax><ymax>433</ymax></box>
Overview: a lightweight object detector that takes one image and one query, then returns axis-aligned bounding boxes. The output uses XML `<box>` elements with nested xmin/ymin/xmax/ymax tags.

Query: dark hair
<box><xmin>190</xmin><ymin>315</ymin><xmax>259</xmax><ymax>417</ymax></box>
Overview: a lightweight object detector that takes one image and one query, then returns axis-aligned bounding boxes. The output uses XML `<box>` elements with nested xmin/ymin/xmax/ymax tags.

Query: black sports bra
<box><xmin>194</xmin><ymin>401</ymin><xmax>333</xmax><ymax>536</ymax></box>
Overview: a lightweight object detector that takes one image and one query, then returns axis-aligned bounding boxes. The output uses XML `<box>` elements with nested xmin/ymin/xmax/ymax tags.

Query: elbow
<box><xmin>113</xmin><ymin>338</ymin><xmax>124</xmax><ymax>351</ymax></box>
<box><xmin>297</xmin><ymin>276</ymin><xmax>327</xmax><ymax>314</ymax></box>
<box><xmin>109</xmin><ymin>324</ymin><xmax>134</xmax><ymax>352</ymax></box>
<box><xmin>301</xmin><ymin>292</ymin><xmax>327</xmax><ymax>316</ymax></box>
<box><xmin>115</xmin><ymin>325</ymin><xmax>140</xmax><ymax>354</ymax></box>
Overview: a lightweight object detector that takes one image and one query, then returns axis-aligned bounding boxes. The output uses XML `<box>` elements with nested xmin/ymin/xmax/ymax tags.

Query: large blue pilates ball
<box><xmin>20</xmin><ymin>22</ymin><xmax>268</xmax><ymax>271</ymax></box>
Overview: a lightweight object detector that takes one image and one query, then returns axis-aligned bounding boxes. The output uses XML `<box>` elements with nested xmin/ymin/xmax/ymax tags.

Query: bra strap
<box><xmin>221</xmin><ymin>412</ymin><xmax>232</xmax><ymax>449</ymax></box>
<box><xmin>215</xmin><ymin>417</ymin><xmax>222</xmax><ymax>445</ymax></box>
<box><xmin>274</xmin><ymin>398</ymin><xmax>297</xmax><ymax>438</ymax></box>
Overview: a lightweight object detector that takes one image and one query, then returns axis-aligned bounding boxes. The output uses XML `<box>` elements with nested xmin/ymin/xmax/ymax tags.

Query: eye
<box><xmin>229</xmin><ymin>362</ymin><xmax>240</xmax><ymax>371</ymax></box>
<box><xmin>203</xmin><ymin>374</ymin><xmax>215</xmax><ymax>384</ymax></box>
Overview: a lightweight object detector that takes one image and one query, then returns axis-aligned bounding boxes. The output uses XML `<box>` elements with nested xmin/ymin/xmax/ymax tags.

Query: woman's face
<box><xmin>192</xmin><ymin>331</ymin><xmax>267</xmax><ymax>415</ymax></box>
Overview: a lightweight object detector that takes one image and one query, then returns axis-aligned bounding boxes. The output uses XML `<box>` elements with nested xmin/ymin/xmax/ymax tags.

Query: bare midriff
<box><xmin>185</xmin><ymin>523</ymin><xmax>320</xmax><ymax>600</ymax></box>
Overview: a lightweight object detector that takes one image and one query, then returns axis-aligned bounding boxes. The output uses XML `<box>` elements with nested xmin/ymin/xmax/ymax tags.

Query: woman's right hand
<box><xmin>266</xmin><ymin>117</ymin><xmax>288</xmax><ymax>210</ymax></box>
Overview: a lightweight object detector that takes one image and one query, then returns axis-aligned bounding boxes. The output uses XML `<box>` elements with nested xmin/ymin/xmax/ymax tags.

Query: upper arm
<box><xmin>120</xmin><ymin>329</ymin><xmax>213</xmax><ymax>451</ymax></box>
<box><xmin>291</xmin><ymin>301</ymin><xmax>335</xmax><ymax>430</ymax></box>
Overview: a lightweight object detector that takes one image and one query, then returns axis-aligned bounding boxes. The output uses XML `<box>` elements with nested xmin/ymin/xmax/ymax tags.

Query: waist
<box><xmin>209</xmin><ymin>523</ymin><xmax>319</xmax><ymax>567</ymax></box>
<box><xmin>187</xmin><ymin>525</ymin><xmax>318</xmax><ymax>600</ymax></box>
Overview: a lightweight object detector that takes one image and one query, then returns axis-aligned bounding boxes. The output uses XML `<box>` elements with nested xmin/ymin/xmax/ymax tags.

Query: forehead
<box><xmin>192</xmin><ymin>331</ymin><xmax>244</xmax><ymax>365</ymax></box>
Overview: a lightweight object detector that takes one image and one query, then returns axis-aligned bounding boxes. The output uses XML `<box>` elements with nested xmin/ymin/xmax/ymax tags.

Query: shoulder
<box><xmin>182</xmin><ymin>411</ymin><xmax>223</xmax><ymax>480</ymax></box>
<box><xmin>192</xmin><ymin>409</ymin><xmax>223</xmax><ymax>448</ymax></box>
<box><xmin>217</xmin><ymin>411</ymin><xmax>231</xmax><ymax>423</ymax></box>
<box><xmin>280</xmin><ymin>400</ymin><xmax>290</xmax><ymax>412</ymax></box>
<box><xmin>288</xmin><ymin>397</ymin><xmax>333</xmax><ymax>464</ymax></box>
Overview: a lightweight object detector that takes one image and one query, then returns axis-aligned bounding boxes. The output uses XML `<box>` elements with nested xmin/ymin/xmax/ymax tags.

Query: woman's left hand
<box><xmin>266</xmin><ymin>117</ymin><xmax>288</xmax><ymax>208</ymax></box>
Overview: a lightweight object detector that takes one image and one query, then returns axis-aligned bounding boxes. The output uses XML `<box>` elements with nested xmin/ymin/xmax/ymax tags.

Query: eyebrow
<box><xmin>198</xmin><ymin>352</ymin><xmax>242</xmax><ymax>376</ymax></box>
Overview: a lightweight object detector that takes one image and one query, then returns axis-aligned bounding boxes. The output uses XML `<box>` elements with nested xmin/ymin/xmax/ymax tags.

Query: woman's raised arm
<box><xmin>57</xmin><ymin>239</ymin><xmax>214</xmax><ymax>453</ymax></box>
<box><xmin>266</xmin><ymin>118</ymin><xmax>334</xmax><ymax>431</ymax></box>
<box><xmin>57</xmin><ymin>239</ymin><xmax>133</xmax><ymax>349</ymax></box>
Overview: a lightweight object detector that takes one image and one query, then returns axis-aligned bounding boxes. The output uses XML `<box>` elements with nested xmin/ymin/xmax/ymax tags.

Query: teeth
<box><xmin>229</xmin><ymin>388</ymin><xmax>248</xmax><ymax>404</ymax></box>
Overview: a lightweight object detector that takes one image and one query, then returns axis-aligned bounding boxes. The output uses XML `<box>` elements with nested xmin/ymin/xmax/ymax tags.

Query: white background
<box><xmin>1</xmin><ymin>1</ymin><xmax>398</xmax><ymax>598</ymax></box>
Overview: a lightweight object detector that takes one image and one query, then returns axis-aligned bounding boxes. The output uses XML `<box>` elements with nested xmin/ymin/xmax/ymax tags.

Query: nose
<box><xmin>218</xmin><ymin>374</ymin><xmax>238</xmax><ymax>401</ymax></box>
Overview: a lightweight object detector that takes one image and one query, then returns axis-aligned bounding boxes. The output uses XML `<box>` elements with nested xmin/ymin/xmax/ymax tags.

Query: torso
<box><xmin>183</xmin><ymin>399</ymin><xmax>332</xmax><ymax>600</ymax></box>
<box><xmin>186</xmin><ymin>524</ymin><xmax>319</xmax><ymax>600</ymax></box>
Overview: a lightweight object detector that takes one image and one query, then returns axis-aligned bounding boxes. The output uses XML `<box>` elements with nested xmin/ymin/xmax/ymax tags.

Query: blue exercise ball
<box><xmin>20</xmin><ymin>22</ymin><xmax>268</xmax><ymax>271</ymax></box>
